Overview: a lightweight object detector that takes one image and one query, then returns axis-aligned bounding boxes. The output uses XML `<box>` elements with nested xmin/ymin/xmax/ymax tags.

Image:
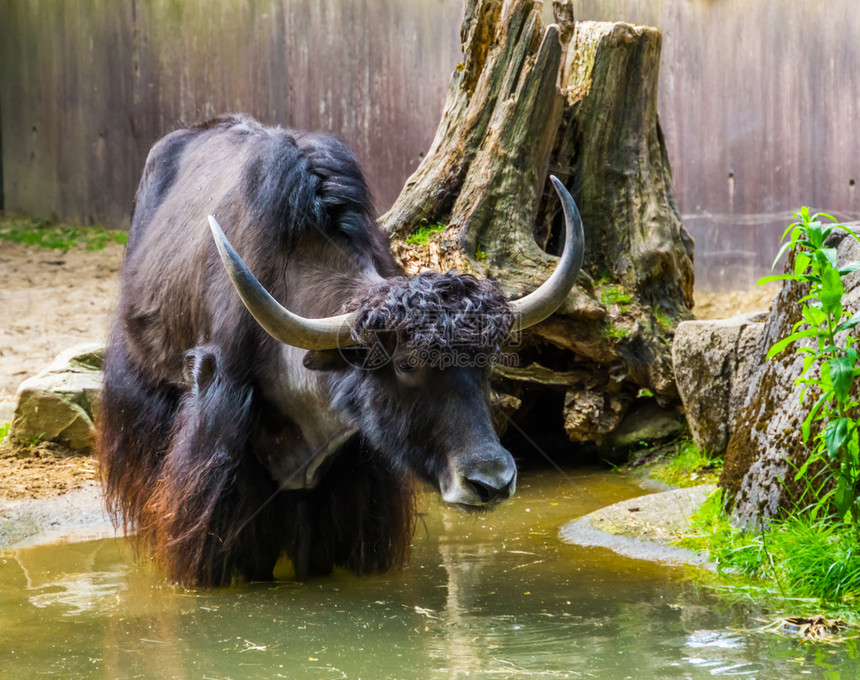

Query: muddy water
<box><xmin>1</xmin><ymin>469</ymin><xmax>858</xmax><ymax>679</ymax></box>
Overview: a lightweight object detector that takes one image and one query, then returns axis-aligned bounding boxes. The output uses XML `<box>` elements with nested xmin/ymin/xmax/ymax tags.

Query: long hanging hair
<box><xmin>97</xmin><ymin>115</ymin><xmax>413</xmax><ymax>587</ymax></box>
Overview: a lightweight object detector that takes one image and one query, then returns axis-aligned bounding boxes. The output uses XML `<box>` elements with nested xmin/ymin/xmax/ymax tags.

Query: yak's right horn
<box><xmin>209</xmin><ymin>216</ymin><xmax>358</xmax><ymax>350</ymax></box>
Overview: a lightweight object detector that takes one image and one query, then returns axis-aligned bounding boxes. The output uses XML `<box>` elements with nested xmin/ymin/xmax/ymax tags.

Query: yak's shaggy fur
<box><xmin>98</xmin><ymin>114</ymin><xmax>513</xmax><ymax>588</ymax></box>
<box><xmin>99</xmin><ymin>115</ymin><xmax>412</xmax><ymax>586</ymax></box>
<box><xmin>352</xmin><ymin>273</ymin><xmax>514</xmax><ymax>355</ymax></box>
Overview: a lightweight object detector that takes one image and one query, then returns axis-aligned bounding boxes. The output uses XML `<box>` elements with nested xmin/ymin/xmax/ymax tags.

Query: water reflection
<box><xmin>13</xmin><ymin>539</ymin><xmax>128</xmax><ymax>617</ymax></box>
<box><xmin>1</xmin><ymin>470</ymin><xmax>859</xmax><ymax>679</ymax></box>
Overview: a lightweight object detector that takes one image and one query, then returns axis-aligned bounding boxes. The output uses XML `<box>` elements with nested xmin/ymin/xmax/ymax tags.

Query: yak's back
<box><xmin>129</xmin><ymin>114</ymin><xmax>389</xmax><ymax>262</ymax></box>
<box><xmin>117</xmin><ymin>114</ymin><xmax>396</xmax><ymax>382</ymax></box>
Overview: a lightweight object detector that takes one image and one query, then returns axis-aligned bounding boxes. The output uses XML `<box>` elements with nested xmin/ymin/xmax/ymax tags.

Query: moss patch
<box><xmin>632</xmin><ymin>439</ymin><xmax>723</xmax><ymax>488</ymax></box>
<box><xmin>405</xmin><ymin>223</ymin><xmax>446</xmax><ymax>246</ymax></box>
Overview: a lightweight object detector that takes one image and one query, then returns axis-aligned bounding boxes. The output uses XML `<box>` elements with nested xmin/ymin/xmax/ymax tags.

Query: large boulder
<box><xmin>672</xmin><ymin>312</ymin><xmax>767</xmax><ymax>457</ymax></box>
<box><xmin>720</xmin><ymin>228</ymin><xmax>860</xmax><ymax>526</ymax></box>
<box><xmin>10</xmin><ymin>343</ymin><xmax>104</xmax><ymax>452</ymax></box>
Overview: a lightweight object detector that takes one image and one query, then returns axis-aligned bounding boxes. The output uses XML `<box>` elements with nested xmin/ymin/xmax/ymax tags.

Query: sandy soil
<box><xmin>0</xmin><ymin>240</ymin><xmax>123</xmax><ymax>401</ymax></box>
<box><xmin>0</xmin><ymin>240</ymin><xmax>122</xmax><ymax>501</ymax></box>
<box><xmin>693</xmin><ymin>283</ymin><xmax>778</xmax><ymax>321</ymax></box>
<box><xmin>0</xmin><ymin>446</ymin><xmax>100</xmax><ymax>501</ymax></box>
<box><xmin>0</xmin><ymin>239</ymin><xmax>777</xmax><ymax>502</ymax></box>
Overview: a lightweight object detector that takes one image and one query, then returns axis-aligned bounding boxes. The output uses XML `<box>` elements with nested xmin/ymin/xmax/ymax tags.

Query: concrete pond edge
<box><xmin>559</xmin><ymin>483</ymin><xmax>717</xmax><ymax>570</ymax></box>
<box><xmin>0</xmin><ymin>482</ymin><xmax>115</xmax><ymax>551</ymax></box>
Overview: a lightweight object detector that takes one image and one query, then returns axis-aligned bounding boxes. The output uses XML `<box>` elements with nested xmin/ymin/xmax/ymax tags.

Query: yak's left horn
<box><xmin>208</xmin><ymin>216</ymin><xmax>358</xmax><ymax>350</ymax></box>
<box><xmin>509</xmin><ymin>176</ymin><xmax>585</xmax><ymax>329</ymax></box>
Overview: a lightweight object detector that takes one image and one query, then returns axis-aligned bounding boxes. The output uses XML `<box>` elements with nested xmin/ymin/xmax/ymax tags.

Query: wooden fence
<box><xmin>0</xmin><ymin>0</ymin><xmax>463</xmax><ymax>225</ymax></box>
<box><xmin>2</xmin><ymin>0</ymin><xmax>858</xmax><ymax>289</ymax></box>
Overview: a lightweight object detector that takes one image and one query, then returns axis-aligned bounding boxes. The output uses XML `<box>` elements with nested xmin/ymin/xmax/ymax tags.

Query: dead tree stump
<box><xmin>381</xmin><ymin>0</ymin><xmax>694</xmax><ymax>448</ymax></box>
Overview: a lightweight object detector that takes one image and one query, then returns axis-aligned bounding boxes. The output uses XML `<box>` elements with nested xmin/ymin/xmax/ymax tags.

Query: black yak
<box><xmin>97</xmin><ymin>114</ymin><xmax>583</xmax><ymax>587</ymax></box>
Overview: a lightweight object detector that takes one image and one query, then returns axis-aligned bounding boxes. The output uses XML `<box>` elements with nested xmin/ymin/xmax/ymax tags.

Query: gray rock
<box><xmin>598</xmin><ymin>400</ymin><xmax>684</xmax><ymax>462</ymax></box>
<box><xmin>10</xmin><ymin>343</ymin><xmax>104</xmax><ymax>452</ymax></box>
<box><xmin>672</xmin><ymin>312</ymin><xmax>767</xmax><ymax>457</ymax></box>
<box><xmin>0</xmin><ymin>482</ymin><xmax>112</xmax><ymax>550</ymax></box>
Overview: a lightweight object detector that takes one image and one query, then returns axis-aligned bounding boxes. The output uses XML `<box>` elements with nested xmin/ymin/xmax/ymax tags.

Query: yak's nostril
<box><xmin>465</xmin><ymin>476</ymin><xmax>513</xmax><ymax>504</ymax></box>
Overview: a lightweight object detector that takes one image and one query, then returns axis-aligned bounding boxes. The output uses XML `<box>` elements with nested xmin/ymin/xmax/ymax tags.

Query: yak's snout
<box><xmin>441</xmin><ymin>446</ymin><xmax>517</xmax><ymax>507</ymax></box>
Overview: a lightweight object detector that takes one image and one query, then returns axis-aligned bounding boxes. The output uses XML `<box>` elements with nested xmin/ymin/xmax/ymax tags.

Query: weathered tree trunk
<box><xmin>382</xmin><ymin>0</ymin><xmax>694</xmax><ymax>447</ymax></box>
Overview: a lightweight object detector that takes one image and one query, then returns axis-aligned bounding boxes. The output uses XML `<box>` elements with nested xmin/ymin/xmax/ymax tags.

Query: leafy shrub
<box><xmin>682</xmin><ymin>209</ymin><xmax>860</xmax><ymax>609</ymax></box>
<box><xmin>759</xmin><ymin>207</ymin><xmax>860</xmax><ymax>521</ymax></box>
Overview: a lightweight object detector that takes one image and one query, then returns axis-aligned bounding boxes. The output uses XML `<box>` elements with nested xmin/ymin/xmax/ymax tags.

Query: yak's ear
<box><xmin>303</xmin><ymin>349</ymin><xmax>349</xmax><ymax>371</ymax></box>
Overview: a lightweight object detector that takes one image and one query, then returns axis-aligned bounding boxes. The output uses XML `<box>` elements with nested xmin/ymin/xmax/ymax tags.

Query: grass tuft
<box><xmin>600</xmin><ymin>285</ymin><xmax>632</xmax><ymax>310</ymax></box>
<box><xmin>601</xmin><ymin>319</ymin><xmax>629</xmax><ymax>340</ymax></box>
<box><xmin>0</xmin><ymin>216</ymin><xmax>127</xmax><ymax>251</ymax></box>
<box><xmin>649</xmin><ymin>440</ymin><xmax>722</xmax><ymax>487</ymax></box>
<box><xmin>406</xmin><ymin>223</ymin><xmax>446</xmax><ymax>246</ymax></box>
<box><xmin>653</xmin><ymin>308</ymin><xmax>675</xmax><ymax>329</ymax></box>
<box><xmin>651</xmin><ymin>440</ymin><xmax>723</xmax><ymax>487</ymax></box>
<box><xmin>678</xmin><ymin>488</ymin><xmax>860</xmax><ymax>610</ymax></box>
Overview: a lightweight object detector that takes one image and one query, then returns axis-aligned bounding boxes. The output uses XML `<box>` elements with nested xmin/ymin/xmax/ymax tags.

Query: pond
<box><xmin>1</xmin><ymin>469</ymin><xmax>858</xmax><ymax>679</ymax></box>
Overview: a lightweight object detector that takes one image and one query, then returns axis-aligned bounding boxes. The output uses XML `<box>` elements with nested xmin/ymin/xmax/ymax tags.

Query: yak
<box><xmin>97</xmin><ymin>114</ymin><xmax>583</xmax><ymax>587</ymax></box>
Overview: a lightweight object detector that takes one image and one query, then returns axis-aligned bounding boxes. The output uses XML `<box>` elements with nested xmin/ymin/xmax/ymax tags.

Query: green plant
<box><xmin>653</xmin><ymin>308</ymin><xmax>674</xmax><ymax>329</ymax></box>
<box><xmin>405</xmin><ymin>223</ymin><xmax>446</xmax><ymax>246</ymax></box>
<box><xmin>0</xmin><ymin>421</ymin><xmax>9</xmax><ymax>443</ymax></box>
<box><xmin>679</xmin><ymin>489</ymin><xmax>765</xmax><ymax>576</ymax></box>
<box><xmin>593</xmin><ymin>270</ymin><xmax>615</xmax><ymax>287</ymax></box>
<box><xmin>650</xmin><ymin>439</ymin><xmax>722</xmax><ymax>487</ymax></box>
<box><xmin>475</xmin><ymin>245</ymin><xmax>487</xmax><ymax>261</ymax></box>
<box><xmin>0</xmin><ymin>216</ymin><xmax>127</xmax><ymax>251</ymax></box>
<box><xmin>15</xmin><ymin>431</ymin><xmax>44</xmax><ymax>447</ymax></box>
<box><xmin>678</xmin><ymin>209</ymin><xmax>860</xmax><ymax>613</ymax></box>
<box><xmin>759</xmin><ymin>207</ymin><xmax>860</xmax><ymax>521</ymax></box>
<box><xmin>602</xmin><ymin>319</ymin><xmax>628</xmax><ymax>339</ymax></box>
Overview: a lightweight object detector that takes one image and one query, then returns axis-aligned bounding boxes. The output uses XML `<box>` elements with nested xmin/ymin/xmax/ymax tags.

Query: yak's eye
<box><xmin>395</xmin><ymin>357</ymin><xmax>417</xmax><ymax>374</ymax></box>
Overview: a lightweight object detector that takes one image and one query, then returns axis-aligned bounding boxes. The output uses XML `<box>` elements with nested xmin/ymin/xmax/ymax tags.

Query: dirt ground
<box><xmin>0</xmin><ymin>240</ymin><xmax>123</xmax><ymax>401</ymax></box>
<box><xmin>0</xmin><ymin>240</ymin><xmax>122</xmax><ymax>501</ymax></box>
<box><xmin>0</xmin><ymin>240</ymin><xmax>778</xmax><ymax>502</ymax></box>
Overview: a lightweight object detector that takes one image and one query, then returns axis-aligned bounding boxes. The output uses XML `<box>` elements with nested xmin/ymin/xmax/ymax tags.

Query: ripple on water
<box><xmin>683</xmin><ymin>630</ymin><xmax>763</xmax><ymax>677</ymax></box>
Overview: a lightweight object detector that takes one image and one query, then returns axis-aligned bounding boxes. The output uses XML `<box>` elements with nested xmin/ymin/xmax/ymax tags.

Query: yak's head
<box><xmin>208</xmin><ymin>176</ymin><xmax>583</xmax><ymax>508</ymax></box>
<box><xmin>319</xmin><ymin>272</ymin><xmax>518</xmax><ymax>505</ymax></box>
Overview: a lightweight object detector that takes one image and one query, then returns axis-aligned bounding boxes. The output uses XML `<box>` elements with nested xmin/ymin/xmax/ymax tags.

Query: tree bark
<box><xmin>381</xmin><ymin>0</ymin><xmax>694</xmax><ymax>446</ymax></box>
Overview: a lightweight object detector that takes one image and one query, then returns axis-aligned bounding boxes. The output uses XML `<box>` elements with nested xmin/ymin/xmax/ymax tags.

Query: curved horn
<box><xmin>509</xmin><ymin>176</ymin><xmax>585</xmax><ymax>329</ymax></box>
<box><xmin>208</xmin><ymin>216</ymin><xmax>357</xmax><ymax>350</ymax></box>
